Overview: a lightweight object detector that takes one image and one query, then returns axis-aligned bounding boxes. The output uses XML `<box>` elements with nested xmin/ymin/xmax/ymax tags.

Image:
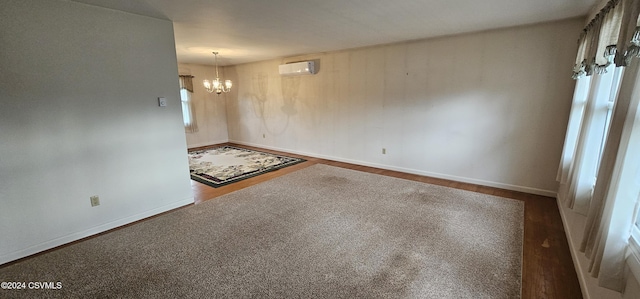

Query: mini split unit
<box><xmin>278</xmin><ymin>61</ymin><xmax>315</xmax><ymax>76</ymax></box>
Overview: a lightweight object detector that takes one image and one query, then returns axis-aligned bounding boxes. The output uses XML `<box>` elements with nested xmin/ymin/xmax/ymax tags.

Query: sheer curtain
<box><xmin>561</xmin><ymin>70</ymin><xmax>621</xmax><ymax>215</ymax></box>
<box><xmin>558</xmin><ymin>0</ymin><xmax>640</xmax><ymax>292</ymax></box>
<box><xmin>179</xmin><ymin>75</ymin><xmax>198</xmax><ymax>133</ymax></box>
<box><xmin>582</xmin><ymin>57</ymin><xmax>640</xmax><ymax>291</ymax></box>
<box><xmin>556</xmin><ymin>76</ymin><xmax>590</xmax><ymax>192</ymax></box>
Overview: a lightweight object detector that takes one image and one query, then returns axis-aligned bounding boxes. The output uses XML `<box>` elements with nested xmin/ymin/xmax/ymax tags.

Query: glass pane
<box><xmin>636</xmin><ymin>197</ymin><xmax>640</xmax><ymax>228</ymax></box>
<box><xmin>636</xmin><ymin>191</ymin><xmax>640</xmax><ymax>229</ymax></box>
<box><xmin>595</xmin><ymin>67</ymin><xmax>625</xmax><ymax>173</ymax></box>
<box><xmin>180</xmin><ymin>89</ymin><xmax>189</xmax><ymax>102</ymax></box>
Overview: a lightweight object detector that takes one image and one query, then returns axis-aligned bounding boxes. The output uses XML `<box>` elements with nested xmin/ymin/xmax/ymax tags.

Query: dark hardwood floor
<box><xmin>192</xmin><ymin>143</ymin><xmax>583</xmax><ymax>299</ymax></box>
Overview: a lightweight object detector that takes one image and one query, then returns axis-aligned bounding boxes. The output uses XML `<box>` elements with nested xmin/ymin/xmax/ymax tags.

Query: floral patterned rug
<box><xmin>188</xmin><ymin>146</ymin><xmax>305</xmax><ymax>187</ymax></box>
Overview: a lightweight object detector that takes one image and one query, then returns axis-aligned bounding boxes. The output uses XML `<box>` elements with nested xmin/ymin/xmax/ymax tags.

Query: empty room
<box><xmin>2</xmin><ymin>0</ymin><xmax>640</xmax><ymax>298</ymax></box>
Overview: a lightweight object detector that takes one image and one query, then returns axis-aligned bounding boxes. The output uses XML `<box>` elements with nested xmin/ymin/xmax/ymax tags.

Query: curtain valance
<box><xmin>179</xmin><ymin>75</ymin><xmax>194</xmax><ymax>92</ymax></box>
<box><xmin>573</xmin><ymin>0</ymin><xmax>640</xmax><ymax>78</ymax></box>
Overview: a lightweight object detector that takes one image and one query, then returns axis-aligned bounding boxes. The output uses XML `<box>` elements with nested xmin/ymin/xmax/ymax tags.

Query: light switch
<box><xmin>158</xmin><ymin>97</ymin><xmax>167</xmax><ymax>107</ymax></box>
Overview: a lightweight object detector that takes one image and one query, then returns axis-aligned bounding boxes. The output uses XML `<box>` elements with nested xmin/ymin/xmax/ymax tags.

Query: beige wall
<box><xmin>178</xmin><ymin>63</ymin><xmax>229</xmax><ymax>148</ymax></box>
<box><xmin>0</xmin><ymin>0</ymin><xmax>193</xmax><ymax>264</ymax></box>
<box><xmin>223</xmin><ymin>18</ymin><xmax>583</xmax><ymax>196</ymax></box>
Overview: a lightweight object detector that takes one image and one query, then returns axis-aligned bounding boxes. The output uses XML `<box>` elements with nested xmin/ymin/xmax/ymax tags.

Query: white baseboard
<box><xmin>0</xmin><ymin>198</ymin><xmax>193</xmax><ymax>265</ymax></box>
<box><xmin>229</xmin><ymin>140</ymin><xmax>557</xmax><ymax>197</ymax></box>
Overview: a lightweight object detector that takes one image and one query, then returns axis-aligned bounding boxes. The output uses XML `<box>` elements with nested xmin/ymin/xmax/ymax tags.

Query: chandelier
<box><xmin>203</xmin><ymin>52</ymin><xmax>232</xmax><ymax>94</ymax></box>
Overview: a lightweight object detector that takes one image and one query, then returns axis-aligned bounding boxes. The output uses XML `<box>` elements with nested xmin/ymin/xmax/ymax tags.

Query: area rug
<box><xmin>0</xmin><ymin>164</ymin><xmax>523</xmax><ymax>298</ymax></box>
<box><xmin>188</xmin><ymin>145</ymin><xmax>305</xmax><ymax>187</ymax></box>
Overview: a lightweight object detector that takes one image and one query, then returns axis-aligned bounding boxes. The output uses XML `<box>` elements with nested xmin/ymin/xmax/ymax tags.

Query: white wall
<box><xmin>0</xmin><ymin>0</ymin><xmax>193</xmax><ymax>264</ymax></box>
<box><xmin>225</xmin><ymin>18</ymin><xmax>583</xmax><ymax>196</ymax></box>
<box><xmin>178</xmin><ymin>63</ymin><xmax>229</xmax><ymax>148</ymax></box>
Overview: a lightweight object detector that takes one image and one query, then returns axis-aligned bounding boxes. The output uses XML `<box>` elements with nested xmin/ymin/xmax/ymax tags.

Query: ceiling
<box><xmin>70</xmin><ymin>0</ymin><xmax>597</xmax><ymax>66</ymax></box>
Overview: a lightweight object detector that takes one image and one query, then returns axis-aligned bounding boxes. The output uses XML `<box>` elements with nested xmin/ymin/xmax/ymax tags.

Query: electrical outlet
<box><xmin>90</xmin><ymin>195</ymin><xmax>100</xmax><ymax>207</ymax></box>
<box><xmin>158</xmin><ymin>97</ymin><xmax>167</xmax><ymax>107</ymax></box>
<box><xmin>382</xmin><ymin>148</ymin><xmax>386</xmax><ymax>154</ymax></box>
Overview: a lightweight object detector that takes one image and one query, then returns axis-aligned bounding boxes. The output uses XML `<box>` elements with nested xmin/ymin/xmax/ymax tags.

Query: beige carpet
<box><xmin>0</xmin><ymin>164</ymin><xmax>523</xmax><ymax>298</ymax></box>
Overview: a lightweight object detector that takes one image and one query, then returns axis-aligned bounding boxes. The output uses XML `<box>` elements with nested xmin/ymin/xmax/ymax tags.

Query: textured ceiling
<box><xmin>70</xmin><ymin>0</ymin><xmax>596</xmax><ymax>66</ymax></box>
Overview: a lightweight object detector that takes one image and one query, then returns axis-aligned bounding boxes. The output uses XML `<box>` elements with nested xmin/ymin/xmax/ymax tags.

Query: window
<box><xmin>610</xmin><ymin>67</ymin><xmax>640</xmax><ymax>284</ymax></box>
<box><xmin>632</xmin><ymin>162</ymin><xmax>640</xmax><ymax>240</ymax></box>
<box><xmin>564</xmin><ymin>65</ymin><xmax>625</xmax><ymax>214</ymax></box>
<box><xmin>178</xmin><ymin>75</ymin><xmax>198</xmax><ymax>133</ymax></box>
<box><xmin>557</xmin><ymin>0</ymin><xmax>640</xmax><ymax>292</ymax></box>
<box><xmin>180</xmin><ymin>89</ymin><xmax>194</xmax><ymax>128</ymax></box>
<box><xmin>629</xmin><ymin>149</ymin><xmax>640</xmax><ymax>282</ymax></box>
<box><xmin>595</xmin><ymin>67</ymin><xmax>624</xmax><ymax>173</ymax></box>
<box><xmin>558</xmin><ymin>58</ymin><xmax>640</xmax><ymax>293</ymax></box>
<box><xmin>634</xmin><ymin>199</ymin><xmax>640</xmax><ymax>237</ymax></box>
<box><xmin>635</xmin><ymin>201</ymin><xmax>640</xmax><ymax>230</ymax></box>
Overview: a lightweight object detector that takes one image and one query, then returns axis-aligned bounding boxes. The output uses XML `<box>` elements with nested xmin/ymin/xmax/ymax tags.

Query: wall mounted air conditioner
<box><xmin>278</xmin><ymin>61</ymin><xmax>315</xmax><ymax>76</ymax></box>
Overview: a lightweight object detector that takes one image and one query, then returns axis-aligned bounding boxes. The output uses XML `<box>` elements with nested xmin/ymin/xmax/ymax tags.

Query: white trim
<box><xmin>629</xmin><ymin>233</ymin><xmax>640</xmax><ymax>287</ymax></box>
<box><xmin>556</xmin><ymin>198</ymin><xmax>625</xmax><ymax>299</ymax></box>
<box><xmin>230</xmin><ymin>140</ymin><xmax>557</xmax><ymax>197</ymax></box>
<box><xmin>557</xmin><ymin>198</ymin><xmax>592</xmax><ymax>298</ymax></box>
<box><xmin>0</xmin><ymin>197</ymin><xmax>194</xmax><ymax>265</ymax></box>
